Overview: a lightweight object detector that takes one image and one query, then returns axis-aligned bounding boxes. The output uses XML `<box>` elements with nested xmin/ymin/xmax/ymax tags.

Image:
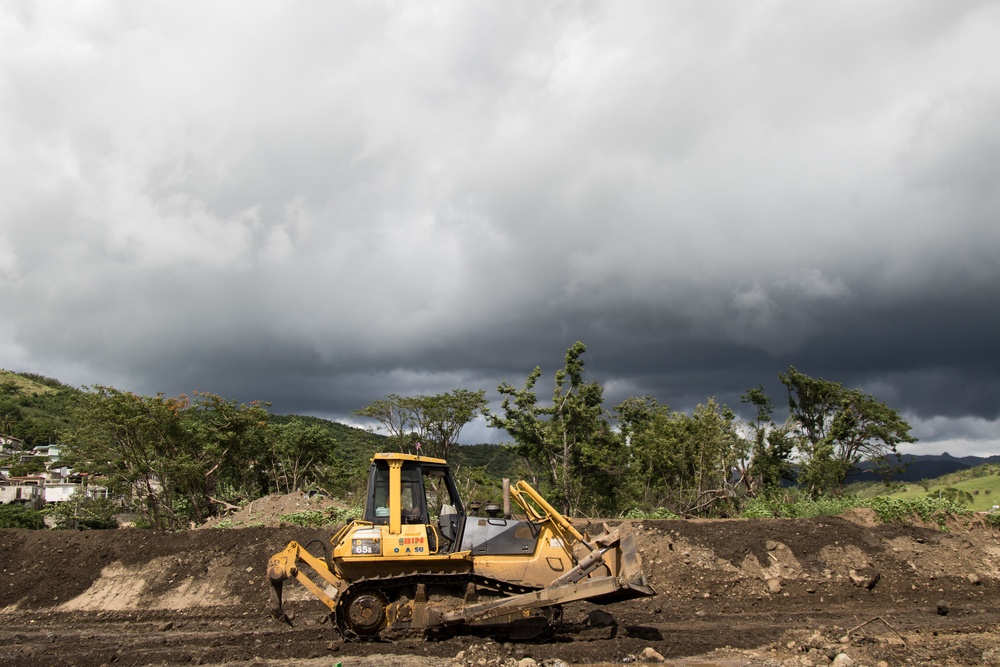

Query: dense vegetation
<box><xmin>0</xmin><ymin>346</ymin><xmax>937</xmax><ymax>529</ymax></box>
<box><xmin>479</xmin><ymin>342</ymin><xmax>912</xmax><ymax>517</ymax></box>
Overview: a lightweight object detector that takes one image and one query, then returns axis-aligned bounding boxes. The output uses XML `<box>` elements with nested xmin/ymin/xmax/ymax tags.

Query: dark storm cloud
<box><xmin>2</xmin><ymin>1</ymin><xmax>999</xmax><ymax>456</ymax></box>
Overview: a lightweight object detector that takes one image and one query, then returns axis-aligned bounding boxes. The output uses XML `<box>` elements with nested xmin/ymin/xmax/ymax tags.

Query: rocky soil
<box><xmin>1</xmin><ymin>504</ymin><xmax>999</xmax><ymax>667</ymax></box>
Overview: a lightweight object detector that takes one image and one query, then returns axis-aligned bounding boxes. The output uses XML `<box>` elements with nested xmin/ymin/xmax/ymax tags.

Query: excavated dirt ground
<box><xmin>2</xmin><ymin>505</ymin><xmax>1000</xmax><ymax>667</ymax></box>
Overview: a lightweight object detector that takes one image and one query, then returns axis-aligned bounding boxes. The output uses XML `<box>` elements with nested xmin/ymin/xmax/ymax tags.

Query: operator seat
<box><xmin>439</xmin><ymin>503</ymin><xmax>458</xmax><ymax>549</ymax></box>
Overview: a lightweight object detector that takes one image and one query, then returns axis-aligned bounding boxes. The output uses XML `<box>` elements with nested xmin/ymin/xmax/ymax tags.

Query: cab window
<box><xmin>367</xmin><ymin>464</ymin><xmax>390</xmax><ymax>522</ymax></box>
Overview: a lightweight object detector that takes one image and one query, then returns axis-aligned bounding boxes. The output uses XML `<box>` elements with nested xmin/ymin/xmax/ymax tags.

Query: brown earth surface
<box><xmin>2</xmin><ymin>505</ymin><xmax>1000</xmax><ymax>667</ymax></box>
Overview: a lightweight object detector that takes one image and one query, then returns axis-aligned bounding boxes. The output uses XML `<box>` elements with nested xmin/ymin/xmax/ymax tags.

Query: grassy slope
<box><xmin>0</xmin><ymin>370</ymin><xmax>59</xmax><ymax>396</ymax></box>
<box><xmin>885</xmin><ymin>478</ymin><xmax>1000</xmax><ymax>512</ymax></box>
<box><xmin>878</xmin><ymin>465</ymin><xmax>1000</xmax><ymax>512</ymax></box>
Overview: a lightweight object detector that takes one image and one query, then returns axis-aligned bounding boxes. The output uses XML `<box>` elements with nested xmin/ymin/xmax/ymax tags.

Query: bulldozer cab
<box><xmin>363</xmin><ymin>453</ymin><xmax>466</xmax><ymax>552</ymax></box>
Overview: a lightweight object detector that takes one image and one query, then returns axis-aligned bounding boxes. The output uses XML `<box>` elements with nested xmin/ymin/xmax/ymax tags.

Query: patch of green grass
<box><xmin>623</xmin><ymin>507</ymin><xmax>681</xmax><ymax>520</ymax></box>
<box><xmin>739</xmin><ymin>494</ymin><xmax>859</xmax><ymax>519</ymax></box>
<box><xmin>214</xmin><ymin>519</ymin><xmax>265</xmax><ymax>529</ymax></box>
<box><xmin>736</xmin><ymin>492</ymin><xmax>976</xmax><ymax>530</ymax></box>
<box><xmin>859</xmin><ymin>496</ymin><xmax>972</xmax><ymax>528</ymax></box>
<box><xmin>0</xmin><ymin>369</ymin><xmax>58</xmax><ymax>396</ymax></box>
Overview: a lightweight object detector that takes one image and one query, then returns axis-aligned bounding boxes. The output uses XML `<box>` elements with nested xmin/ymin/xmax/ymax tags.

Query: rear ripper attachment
<box><xmin>267</xmin><ymin>453</ymin><xmax>654</xmax><ymax>640</ymax></box>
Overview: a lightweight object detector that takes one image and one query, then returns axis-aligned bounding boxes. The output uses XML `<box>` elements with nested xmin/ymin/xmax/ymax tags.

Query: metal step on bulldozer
<box><xmin>267</xmin><ymin>453</ymin><xmax>654</xmax><ymax>640</ymax></box>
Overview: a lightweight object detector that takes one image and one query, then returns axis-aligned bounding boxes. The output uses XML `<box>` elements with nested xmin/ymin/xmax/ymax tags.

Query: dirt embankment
<box><xmin>1</xmin><ymin>508</ymin><xmax>999</xmax><ymax>667</ymax></box>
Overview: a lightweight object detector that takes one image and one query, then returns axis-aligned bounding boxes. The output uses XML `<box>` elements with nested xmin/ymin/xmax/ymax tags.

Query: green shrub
<box><xmin>860</xmin><ymin>496</ymin><xmax>970</xmax><ymax>527</ymax></box>
<box><xmin>798</xmin><ymin>496</ymin><xmax>858</xmax><ymax>517</ymax></box>
<box><xmin>932</xmin><ymin>487</ymin><xmax>974</xmax><ymax>507</ymax></box>
<box><xmin>742</xmin><ymin>494</ymin><xmax>972</xmax><ymax>528</ymax></box>
<box><xmin>44</xmin><ymin>492</ymin><xmax>119</xmax><ymax>530</ymax></box>
<box><xmin>738</xmin><ymin>492</ymin><xmax>859</xmax><ymax>519</ymax></box>
<box><xmin>740</xmin><ymin>497</ymin><xmax>777</xmax><ymax>518</ymax></box>
<box><xmin>0</xmin><ymin>504</ymin><xmax>46</xmax><ymax>529</ymax></box>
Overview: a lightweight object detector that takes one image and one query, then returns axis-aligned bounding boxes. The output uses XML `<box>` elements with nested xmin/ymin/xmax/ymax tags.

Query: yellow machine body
<box><xmin>268</xmin><ymin>453</ymin><xmax>653</xmax><ymax>638</ymax></box>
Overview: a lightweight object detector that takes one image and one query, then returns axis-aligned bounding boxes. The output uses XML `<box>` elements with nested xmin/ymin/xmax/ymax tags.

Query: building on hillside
<box><xmin>0</xmin><ymin>475</ymin><xmax>47</xmax><ymax>509</ymax></box>
<box><xmin>1</xmin><ymin>435</ymin><xmax>24</xmax><ymax>460</ymax></box>
<box><xmin>41</xmin><ymin>482</ymin><xmax>109</xmax><ymax>503</ymax></box>
<box><xmin>30</xmin><ymin>444</ymin><xmax>61</xmax><ymax>460</ymax></box>
<box><xmin>17</xmin><ymin>444</ymin><xmax>62</xmax><ymax>464</ymax></box>
<box><xmin>0</xmin><ymin>470</ymin><xmax>110</xmax><ymax>508</ymax></box>
<box><xmin>1</xmin><ymin>439</ymin><xmax>113</xmax><ymax>509</ymax></box>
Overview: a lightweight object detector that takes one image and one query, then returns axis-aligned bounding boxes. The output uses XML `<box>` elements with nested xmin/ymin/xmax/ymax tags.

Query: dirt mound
<box><xmin>1</xmin><ymin>514</ymin><xmax>999</xmax><ymax>667</ymax></box>
<box><xmin>198</xmin><ymin>491</ymin><xmax>347</xmax><ymax>529</ymax></box>
<box><xmin>0</xmin><ymin>526</ymin><xmax>330</xmax><ymax>613</ymax></box>
<box><xmin>836</xmin><ymin>506</ymin><xmax>880</xmax><ymax>527</ymax></box>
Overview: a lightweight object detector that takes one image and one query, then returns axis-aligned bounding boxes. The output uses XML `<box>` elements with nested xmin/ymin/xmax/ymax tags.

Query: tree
<box><xmin>614</xmin><ymin>396</ymin><xmax>742</xmax><ymax>516</ymax></box>
<box><xmin>69</xmin><ymin>388</ymin><xmax>184</xmax><ymax>530</ymax></box>
<box><xmin>353</xmin><ymin>390</ymin><xmax>487</xmax><ymax>460</ymax></box>
<box><xmin>266</xmin><ymin>420</ymin><xmax>338</xmax><ymax>494</ymax></box>
<box><xmin>486</xmin><ymin>342</ymin><xmax>622</xmax><ymax>516</ymax></box>
<box><xmin>615</xmin><ymin>396</ymin><xmax>674</xmax><ymax>509</ymax></box>
<box><xmin>935</xmin><ymin>487</ymin><xmax>973</xmax><ymax>507</ymax></box>
<box><xmin>615</xmin><ymin>396</ymin><xmax>685</xmax><ymax>511</ymax></box>
<box><xmin>69</xmin><ymin>387</ymin><xmax>270</xmax><ymax>530</ymax></box>
<box><xmin>408</xmin><ymin>390</ymin><xmax>488</xmax><ymax>461</ymax></box>
<box><xmin>736</xmin><ymin>386</ymin><xmax>795</xmax><ymax>496</ymax></box>
<box><xmin>0</xmin><ymin>400</ymin><xmax>22</xmax><ymax>436</ymax></box>
<box><xmin>686</xmin><ymin>398</ymin><xmax>741</xmax><ymax>514</ymax></box>
<box><xmin>9</xmin><ymin>456</ymin><xmax>48</xmax><ymax>477</ymax></box>
<box><xmin>779</xmin><ymin>366</ymin><xmax>914</xmax><ymax>495</ymax></box>
<box><xmin>353</xmin><ymin>394</ymin><xmax>418</xmax><ymax>451</ymax></box>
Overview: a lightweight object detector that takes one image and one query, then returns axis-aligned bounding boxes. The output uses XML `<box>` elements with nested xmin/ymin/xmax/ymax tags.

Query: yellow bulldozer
<box><xmin>267</xmin><ymin>452</ymin><xmax>654</xmax><ymax>639</ymax></box>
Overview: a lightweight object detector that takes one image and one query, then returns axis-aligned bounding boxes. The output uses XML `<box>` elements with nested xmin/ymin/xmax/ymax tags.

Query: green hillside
<box><xmin>883</xmin><ymin>465</ymin><xmax>1000</xmax><ymax>512</ymax></box>
<box><xmin>0</xmin><ymin>370</ymin><xmax>82</xmax><ymax>447</ymax></box>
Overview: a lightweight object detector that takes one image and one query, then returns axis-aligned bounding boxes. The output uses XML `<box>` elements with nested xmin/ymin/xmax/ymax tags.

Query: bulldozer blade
<box><xmin>583</xmin><ymin>522</ymin><xmax>655</xmax><ymax>602</ymax></box>
<box><xmin>617</xmin><ymin>524</ymin><xmax>655</xmax><ymax>595</ymax></box>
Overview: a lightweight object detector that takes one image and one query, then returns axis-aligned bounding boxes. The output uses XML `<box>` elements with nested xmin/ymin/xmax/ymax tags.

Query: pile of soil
<box><xmin>1</xmin><ymin>502</ymin><xmax>999</xmax><ymax>667</ymax></box>
<box><xmin>197</xmin><ymin>491</ymin><xmax>346</xmax><ymax>529</ymax></box>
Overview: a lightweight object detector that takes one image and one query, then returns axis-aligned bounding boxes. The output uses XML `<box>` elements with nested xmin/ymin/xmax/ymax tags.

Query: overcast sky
<box><xmin>2</xmin><ymin>2</ymin><xmax>999</xmax><ymax>457</ymax></box>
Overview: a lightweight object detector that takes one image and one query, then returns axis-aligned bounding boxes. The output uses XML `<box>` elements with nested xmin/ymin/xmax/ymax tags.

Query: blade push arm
<box><xmin>267</xmin><ymin>540</ymin><xmax>346</xmax><ymax>621</ymax></box>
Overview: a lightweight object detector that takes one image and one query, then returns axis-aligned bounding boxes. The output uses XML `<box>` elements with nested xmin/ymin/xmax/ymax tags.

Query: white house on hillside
<box><xmin>0</xmin><ymin>443</ymin><xmax>109</xmax><ymax>509</ymax></box>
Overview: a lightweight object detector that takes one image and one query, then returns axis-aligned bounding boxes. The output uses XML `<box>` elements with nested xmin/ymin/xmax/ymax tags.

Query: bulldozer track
<box><xmin>335</xmin><ymin>571</ymin><xmax>552</xmax><ymax>640</ymax></box>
